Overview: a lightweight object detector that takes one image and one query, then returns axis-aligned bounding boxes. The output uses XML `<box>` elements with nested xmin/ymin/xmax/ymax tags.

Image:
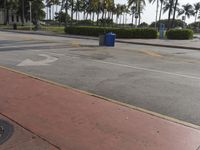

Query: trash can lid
<box><xmin>106</xmin><ymin>32</ymin><xmax>116</xmax><ymax>35</ymax></box>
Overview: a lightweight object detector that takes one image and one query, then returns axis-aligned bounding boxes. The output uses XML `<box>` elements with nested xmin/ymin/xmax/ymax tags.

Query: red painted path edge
<box><xmin>0</xmin><ymin>67</ymin><xmax>200</xmax><ymax>150</ymax></box>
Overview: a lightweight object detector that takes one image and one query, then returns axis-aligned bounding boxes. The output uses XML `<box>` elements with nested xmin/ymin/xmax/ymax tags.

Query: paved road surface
<box><xmin>0</xmin><ymin>31</ymin><xmax>200</xmax><ymax>126</ymax></box>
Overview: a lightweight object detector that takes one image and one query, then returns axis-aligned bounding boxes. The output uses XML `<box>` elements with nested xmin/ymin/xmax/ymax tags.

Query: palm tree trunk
<box><xmin>76</xmin><ymin>10</ymin><xmax>78</xmax><ymax>21</ymax></box>
<box><xmin>195</xmin><ymin>12</ymin><xmax>198</xmax><ymax>23</ymax></box>
<box><xmin>3</xmin><ymin>0</ymin><xmax>7</xmax><ymax>25</ymax></box>
<box><xmin>86</xmin><ymin>13</ymin><xmax>88</xmax><ymax>20</ymax></box>
<box><xmin>138</xmin><ymin>14</ymin><xmax>141</xmax><ymax>25</ymax></box>
<box><xmin>102</xmin><ymin>11</ymin><xmax>104</xmax><ymax>19</ymax></box>
<box><xmin>97</xmin><ymin>12</ymin><xmax>99</xmax><ymax>25</ymax></box>
<box><xmin>171</xmin><ymin>0</ymin><xmax>178</xmax><ymax>28</ymax></box>
<box><xmin>83</xmin><ymin>11</ymin><xmax>86</xmax><ymax>20</ymax></box>
<box><xmin>123</xmin><ymin>14</ymin><xmax>125</xmax><ymax>26</ymax></box>
<box><xmin>167</xmin><ymin>0</ymin><xmax>174</xmax><ymax>30</ymax></box>
<box><xmin>49</xmin><ymin>6</ymin><xmax>51</xmax><ymax>20</ymax></box>
<box><xmin>92</xmin><ymin>12</ymin><xmax>95</xmax><ymax>22</ymax></box>
<box><xmin>159</xmin><ymin>1</ymin><xmax>163</xmax><ymax>23</ymax></box>
<box><xmin>65</xmin><ymin>1</ymin><xmax>69</xmax><ymax>27</ymax></box>
<box><xmin>138</xmin><ymin>5</ymin><xmax>141</xmax><ymax>25</ymax></box>
<box><xmin>90</xmin><ymin>13</ymin><xmax>92</xmax><ymax>21</ymax></box>
<box><xmin>6</xmin><ymin>7</ymin><xmax>9</xmax><ymax>24</ymax></box>
<box><xmin>78</xmin><ymin>12</ymin><xmax>80</xmax><ymax>20</ymax></box>
<box><xmin>52</xmin><ymin>5</ymin><xmax>55</xmax><ymax>20</ymax></box>
<box><xmin>71</xmin><ymin>0</ymin><xmax>74</xmax><ymax>25</ymax></box>
<box><xmin>132</xmin><ymin>14</ymin><xmax>134</xmax><ymax>27</ymax></box>
<box><xmin>155</xmin><ymin>0</ymin><xmax>159</xmax><ymax>29</ymax></box>
<box><xmin>21</xmin><ymin>0</ymin><xmax>25</xmax><ymax>25</ymax></box>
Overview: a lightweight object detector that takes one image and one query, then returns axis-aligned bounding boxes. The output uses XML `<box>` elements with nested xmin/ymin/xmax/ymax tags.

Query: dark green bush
<box><xmin>75</xmin><ymin>20</ymin><xmax>94</xmax><ymax>25</ymax></box>
<box><xmin>150</xmin><ymin>19</ymin><xmax>185</xmax><ymax>28</ymax></box>
<box><xmin>166</xmin><ymin>29</ymin><xmax>193</xmax><ymax>40</ymax></box>
<box><xmin>65</xmin><ymin>26</ymin><xmax>157</xmax><ymax>39</ymax></box>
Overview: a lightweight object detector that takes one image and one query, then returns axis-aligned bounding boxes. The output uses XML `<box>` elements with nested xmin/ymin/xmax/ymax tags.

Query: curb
<box><xmin>0</xmin><ymin>29</ymin><xmax>200</xmax><ymax>51</ymax></box>
<box><xmin>1</xmin><ymin>65</ymin><xmax>200</xmax><ymax>131</ymax></box>
<box><xmin>115</xmin><ymin>40</ymin><xmax>200</xmax><ymax>51</ymax></box>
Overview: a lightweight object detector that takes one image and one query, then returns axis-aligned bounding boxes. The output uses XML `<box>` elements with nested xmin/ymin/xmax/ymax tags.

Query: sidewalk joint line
<box><xmin>0</xmin><ymin>112</ymin><xmax>61</xmax><ymax>150</ymax></box>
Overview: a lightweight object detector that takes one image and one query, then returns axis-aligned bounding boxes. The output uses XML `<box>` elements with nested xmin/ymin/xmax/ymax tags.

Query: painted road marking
<box><xmin>93</xmin><ymin>60</ymin><xmax>200</xmax><ymax>80</ymax></box>
<box><xmin>17</xmin><ymin>54</ymin><xmax>58</xmax><ymax>66</ymax></box>
<box><xmin>60</xmin><ymin>54</ymin><xmax>200</xmax><ymax>81</ymax></box>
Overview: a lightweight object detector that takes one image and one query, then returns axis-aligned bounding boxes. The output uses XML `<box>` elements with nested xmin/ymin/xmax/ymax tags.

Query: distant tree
<box><xmin>128</xmin><ymin>0</ymin><xmax>145</xmax><ymax>26</ymax></box>
<box><xmin>130</xmin><ymin>5</ymin><xmax>136</xmax><ymax>26</ymax></box>
<box><xmin>138</xmin><ymin>22</ymin><xmax>149</xmax><ymax>28</ymax></box>
<box><xmin>31</xmin><ymin>0</ymin><xmax>45</xmax><ymax>28</ymax></box>
<box><xmin>150</xmin><ymin>19</ymin><xmax>184</xmax><ymax>28</ymax></box>
<box><xmin>158</xmin><ymin>0</ymin><xmax>165</xmax><ymax>23</ymax></box>
<box><xmin>178</xmin><ymin>3</ymin><xmax>194</xmax><ymax>22</ymax></box>
<box><xmin>171</xmin><ymin>0</ymin><xmax>178</xmax><ymax>28</ymax></box>
<box><xmin>55</xmin><ymin>11</ymin><xmax>70</xmax><ymax>23</ymax></box>
<box><xmin>193</xmin><ymin>2</ymin><xmax>200</xmax><ymax>23</ymax></box>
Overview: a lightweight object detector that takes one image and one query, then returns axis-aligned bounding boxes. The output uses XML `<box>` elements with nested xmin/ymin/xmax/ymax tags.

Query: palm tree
<box><xmin>61</xmin><ymin>0</ymin><xmax>70</xmax><ymax>26</ymax></box>
<box><xmin>3</xmin><ymin>0</ymin><xmax>18</xmax><ymax>24</ymax></box>
<box><xmin>46</xmin><ymin>0</ymin><xmax>53</xmax><ymax>20</ymax></box>
<box><xmin>163</xmin><ymin>0</ymin><xmax>177</xmax><ymax>29</ymax></box>
<box><xmin>169</xmin><ymin>0</ymin><xmax>179</xmax><ymax>28</ymax></box>
<box><xmin>178</xmin><ymin>3</ymin><xmax>194</xmax><ymax>22</ymax></box>
<box><xmin>194</xmin><ymin>2</ymin><xmax>200</xmax><ymax>23</ymax></box>
<box><xmin>167</xmin><ymin>0</ymin><xmax>174</xmax><ymax>29</ymax></box>
<box><xmin>130</xmin><ymin>5</ymin><xmax>136</xmax><ymax>26</ymax></box>
<box><xmin>158</xmin><ymin>0</ymin><xmax>165</xmax><ymax>22</ymax></box>
<box><xmin>128</xmin><ymin>0</ymin><xmax>145</xmax><ymax>26</ymax></box>
<box><xmin>115</xmin><ymin>4</ymin><xmax>122</xmax><ymax>24</ymax></box>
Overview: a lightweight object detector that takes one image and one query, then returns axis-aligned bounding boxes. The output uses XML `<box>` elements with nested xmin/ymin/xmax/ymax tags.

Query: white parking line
<box><xmin>93</xmin><ymin>60</ymin><xmax>200</xmax><ymax>80</ymax></box>
<box><xmin>60</xmin><ymin>54</ymin><xmax>200</xmax><ymax>80</ymax></box>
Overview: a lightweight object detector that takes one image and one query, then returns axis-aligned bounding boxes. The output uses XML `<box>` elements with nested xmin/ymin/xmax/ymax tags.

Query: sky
<box><xmin>115</xmin><ymin>0</ymin><xmax>200</xmax><ymax>24</ymax></box>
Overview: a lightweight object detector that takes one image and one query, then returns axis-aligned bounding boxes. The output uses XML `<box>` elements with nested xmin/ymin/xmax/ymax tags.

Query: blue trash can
<box><xmin>105</xmin><ymin>32</ymin><xmax>116</xmax><ymax>47</ymax></box>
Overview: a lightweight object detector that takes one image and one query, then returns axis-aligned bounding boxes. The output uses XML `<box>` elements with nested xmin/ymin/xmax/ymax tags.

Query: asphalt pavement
<box><xmin>0</xmin><ymin>31</ymin><xmax>200</xmax><ymax>126</ymax></box>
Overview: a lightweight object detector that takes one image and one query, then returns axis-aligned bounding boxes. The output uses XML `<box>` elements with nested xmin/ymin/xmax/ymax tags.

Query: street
<box><xmin>0</xmin><ymin>31</ymin><xmax>200</xmax><ymax>126</ymax></box>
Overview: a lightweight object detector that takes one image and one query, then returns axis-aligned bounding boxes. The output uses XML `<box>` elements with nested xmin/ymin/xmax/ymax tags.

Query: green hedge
<box><xmin>166</xmin><ymin>29</ymin><xmax>193</xmax><ymax>40</ymax></box>
<box><xmin>65</xmin><ymin>26</ymin><xmax>158</xmax><ymax>39</ymax></box>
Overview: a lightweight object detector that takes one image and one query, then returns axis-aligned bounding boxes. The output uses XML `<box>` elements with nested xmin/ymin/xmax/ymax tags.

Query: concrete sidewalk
<box><xmin>0</xmin><ymin>115</ymin><xmax>58</xmax><ymax>150</ymax></box>
<box><xmin>1</xmin><ymin>29</ymin><xmax>200</xmax><ymax>50</ymax></box>
<box><xmin>1</xmin><ymin>67</ymin><xmax>200</xmax><ymax>150</ymax></box>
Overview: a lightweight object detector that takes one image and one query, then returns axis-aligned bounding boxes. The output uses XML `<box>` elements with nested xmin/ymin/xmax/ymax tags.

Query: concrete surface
<box><xmin>0</xmin><ymin>31</ymin><xmax>200</xmax><ymax>127</ymax></box>
<box><xmin>1</xmin><ymin>67</ymin><xmax>200</xmax><ymax>150</ymax></box>
<box><xmin>0</xmin><ymin>115</ymin><xmax>58</xmax><ymax>150</ymax></box>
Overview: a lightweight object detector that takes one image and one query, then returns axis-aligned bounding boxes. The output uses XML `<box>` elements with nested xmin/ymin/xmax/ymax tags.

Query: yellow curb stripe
<box><xmin>0</xmin><ymin>65</ymin><xmax>200</xmax><ymax>131</ymax></box>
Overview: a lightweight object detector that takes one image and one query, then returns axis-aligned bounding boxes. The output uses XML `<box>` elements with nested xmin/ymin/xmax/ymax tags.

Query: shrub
<box><xmin>150</xmin><ymin>19</ymin><xmax>185</xmax><ymax>28</ymax></box>
<box><xmin>166</xmin><ymin>29</ymin><xmax>193</xmax><ymax>40</ymax></box>
<box><xmin>97</xmin><ymin>19</ymin><xmax>113</xmax><ymax>25</ymax></box>
<box><xmin>188</xmin><ymin>22</ymin><xmax>200</xmax><ymax>33</ymax></box>
<box><xmin>65</xmin><ymin>26</ymin><xmax>157</xmax><ymax>39</ymax></box>
<box><xmin>138</xmin><ymin>22</ymin><xmax>149</xmax><ymax>28</ymax></box>
<box><xmin>75</xmin><ymin>20</ymin><xmax>94</xmax><ymax>26</ymax></box>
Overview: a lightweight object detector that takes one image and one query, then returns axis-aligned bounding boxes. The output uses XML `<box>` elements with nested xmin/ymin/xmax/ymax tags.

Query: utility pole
<box><xmin>29</xmin><ymin>1</ymin><xmax>32</xmax><ymax>31</ymax></box>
